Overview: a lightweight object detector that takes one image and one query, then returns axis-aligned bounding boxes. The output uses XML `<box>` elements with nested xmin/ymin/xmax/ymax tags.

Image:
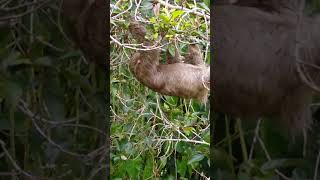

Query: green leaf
<box><xmin>126</xmin><ymin>157</ymin><xmax>142</xmax><ymax>178</ymax></box>
<box><xmin>200</xmin><ymin>2</ymin><xmax>210</xmax><ymax>11</ymax></box>
<box><xmin>143</xmin><ymin>157</ymin><xmax>153</xmax><ymax>179</ymax></box>
<box><xmin>34</xmin><ymin>56</ymin><xmax>53</xmax><ymax>67</ymax></box>
<box><xmin>58</xmin><ymin>50</ymin><xmax>82</xmax><ymax>60</ymax></box>
<box><xmin>292</xmin><ymin>168</ymin><xmax>308</xmax><ymax>180</ymax></box>
<box><xmin>152</xmin><ymin>32</ymin><xmax>159</xmax><ymax>39</ymax></box>
<box><xmin>43</xmin><ymin>76</ymin><xmax>65</xmax><ymax>122</ymax></box>
<box><xmin>171</xmin><ymin>10</ymin><xmax>184</xmax><ymax>20</ymax></box>
<box><xmin>188</xmin><ymin>153</ymin><xmax>204</xmax><ymax>164</ymax></box>
<box><xmin>159</xmin><ymin>13</ymin><xmax>170</xmax><ymax>24</ymax></box>
<box><xmin>212</xmin><ymin>148</ymin><xmax>234</xmax><ymax>171</ymax></box>
<box><xmin>182</xmin><ymin>126</ymin><xmax>194</xmax><ymax>136</ymax></box>
<box><xmin>177</xmin><ymin>155</ymin><xmax>188</xmax><ymax>177</ymax></box>
<box><xmin>6</xmin><ymin>58</ymin><xmax>31</xmax><ymax>67</ymax></box>
<box><xmin>160</xmin><ymin>156</ymin><xmax>167</xmax><ymax>169</ymax></box>
<box><xmin>61</xmin><ymin>69</ymin><xmax>92</xmax><ymax>94</ymax></box>
<box><xmin>165</xmin><ymin>34</ymin><xmax>173</xmax><ymax>39</ymax></box>
<box><xmin>1</xmin><ymin>51</ymin><xmax>31</xmax><ymax>70</ymax></box>
<box><xmin>237</xmin><ymin>172</ymin><xmax>251</xmax><ymax>180</ymax></box>
<box><xmin>1</xmin><ymin>51</ymin><xmax>20</xmax><ymax>64</ymax></box>
<box><xmin>149</xmin><ymin>17</ymin><xmax>157</xmax><ymax>23</ymax></box>
<box><xmin>261</xmin><ymin>159</ymin><xmax>304</xmax><ymax>171</ymax></box>
<box><xmin>141</xmin><ymin>1</ymin><xmax>153</xmax><ymax>11</ymax></box>
<box><xmin>0</xmin><ymin>80</ymin><xmax>23</xmax><ymax>106</ymax></box>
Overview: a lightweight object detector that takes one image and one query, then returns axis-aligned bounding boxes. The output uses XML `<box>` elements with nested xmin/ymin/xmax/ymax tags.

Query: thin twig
<box><xmin>237</xmin><ymin>118</ymin><xmax>248</xmax><ymax>161</ymax></box>
<box><xmin>111</xmin><ymin>0</ymin><xmax>132</xmax><ymax>19</ymax></box>
<box><xmin>154</xmin><ymin>138</ymin><xmax>209</xmax><ymax>145</ymax></box>
<box><xmin>257</xmin><ymin>135</ymin><xmax>291</xmax><ymax>180</ymax></box>
<box><xmin>18</xmin><ymin>99</ymin><xmax>107</xmax><ymax>159</ymax></box>
<box><xmin>0</xmin><ymin>0</ymin><xmax>52</xmax><ymax>21</ymax></box>
<box><xmin>110</xmin><ymin>35</ymin><xmax>168</xmax><ymax>51</ymax></box>
<box><xmin>314</xmin><ymin>151</ymin><xmax>320</xmax><ymax>180</ymax></box>
<box><xmin>249</xmin><ymin>119</ymin><xmax>262</xmax><ymax>160</ymax></box>
<box><xmin>0</xmin><ymin>140</ymin><xmax>34</xmax><ymax>178</ymax></box>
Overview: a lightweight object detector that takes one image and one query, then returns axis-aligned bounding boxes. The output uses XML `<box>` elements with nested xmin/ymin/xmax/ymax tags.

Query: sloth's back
<box><xmin>212</xmin><ymin>5</ymin><xmax>310</xmax><ymax>121</ymax></box>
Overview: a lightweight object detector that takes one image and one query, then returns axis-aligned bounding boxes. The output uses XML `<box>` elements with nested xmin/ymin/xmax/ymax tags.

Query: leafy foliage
<box><xmin>0</xmin><ymin>1</ymin><xmax>106</xmax><ymax>179</ymax></box>
<box><xmin>110</xmin><ymin>0</ymin><xmax>210</xmax><ymax>179</ymax></box>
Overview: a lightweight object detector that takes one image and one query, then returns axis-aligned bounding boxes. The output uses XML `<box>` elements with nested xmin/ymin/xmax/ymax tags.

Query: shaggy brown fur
<box><xmin>212</xmin><ymin>5</ymin><xmax>320</xmax><ymax>135</ymax></box>
<box><xmin>166</xmin><ymin>47</ymin><xmax>184</xmax><ymax>64</ymax></box>
<box><xmin>128</xmin><ymin>21</ymin><xmax>210</xmax><ymax>103</ymax></box>
<box><xmin>215</xmin><ymin>0</ymin><xmax>303</xmax><ymax>12</ymax></box>
<box><xmin>184</xmin><ymin>45</ymin><xmax>205</xmax><ymax>66</ymax></box>
<box><xmin>61</xmin><ymin>0</ymin><xmax>106</xmax><ymax>66</ymax></box>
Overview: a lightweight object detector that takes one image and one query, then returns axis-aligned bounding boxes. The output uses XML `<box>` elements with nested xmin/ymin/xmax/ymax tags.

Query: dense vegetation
<box><xmin>0</xmin><ymin>0</ymin><xmax>319</xmax><ymax>179</ymax></box>
<box><xmin>0</xmin><ymin>1</ymin><xmax>106</xmax><ymax>179</ymax></box>
<box><xmin>110</xmin><ymin>0</ymin><xmax>210</xmax><ymax>179</ymax></box>
<box><xmin>110</xmin><ymin>0</ymin><xmax>320</xmax><ymax>179</ymax></box>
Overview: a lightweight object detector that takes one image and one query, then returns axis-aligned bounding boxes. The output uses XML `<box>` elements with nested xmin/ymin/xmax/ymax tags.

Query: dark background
<box><xmin>0</xmin><ymin>0</ymin><xmax>108</xmax><ymax>179</ymax></box>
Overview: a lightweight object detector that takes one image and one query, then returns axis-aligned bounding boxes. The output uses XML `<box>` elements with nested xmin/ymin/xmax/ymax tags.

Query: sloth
<box><xmin>213</xmin><ymin>4</ymin><xmax>320</xmax><ymax>135</ymax></box>
<box><xmin>128</xmin><ymin>21</ymin><xmax>210</xmax><ymax>103</ymax></box>
<box><xmin>61</xmin><ymin>0</ymin><xmax>106</xmax><ymax>66</ymax></box>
